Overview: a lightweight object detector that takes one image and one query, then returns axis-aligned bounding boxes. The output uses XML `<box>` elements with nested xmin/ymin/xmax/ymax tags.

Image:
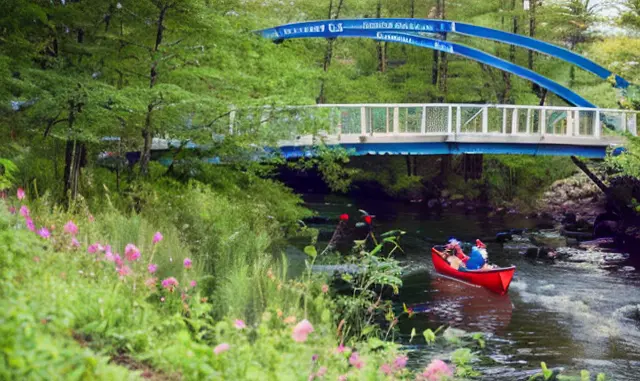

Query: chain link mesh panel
<box><xmin>424</xmin><ymin>107</ymin><xmax>448</xmax><ymax>133</ymax></box>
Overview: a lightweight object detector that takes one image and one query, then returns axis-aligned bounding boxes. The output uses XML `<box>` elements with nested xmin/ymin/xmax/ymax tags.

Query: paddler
<box><xmin>462</xmin><ymin>239</ymin><xmax>491</xmax><ymax>271</ymax></box>
<box><xmin>443</xmin><ymin>238</ymin><xmax>468</xmax><ymax>270</ymax></box>
<box><xmin>446</xmin><ymin>238</ymin><xmax>469</xmax><ymax>264</ymax></box>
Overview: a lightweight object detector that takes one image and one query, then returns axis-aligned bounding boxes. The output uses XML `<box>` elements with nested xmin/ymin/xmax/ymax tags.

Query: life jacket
<box><xmin>466</xmin><ymin>246</ymin><xmax>487</xmax><ymax>270</ymax></box>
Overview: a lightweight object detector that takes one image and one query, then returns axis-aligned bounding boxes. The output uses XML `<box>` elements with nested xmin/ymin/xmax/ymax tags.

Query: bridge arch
<box><xmin>259</xmin><ymin>18</ymin><xmax>630</xmax><ymax>89</ymax></box>
<box><xmin>261</xmin><ymin>28</ymin><xmax>595</xmax><ymax>108</ymax></box>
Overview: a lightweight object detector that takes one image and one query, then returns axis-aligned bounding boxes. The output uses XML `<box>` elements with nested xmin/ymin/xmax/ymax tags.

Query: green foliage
<box><xmin>0</xmin><ymin>198</ymin><xmax>412</xmax><ymax>380</ymax></box>
<box><xmin>482</xmin><ymin>155</ymin><xmax>576</xmax><ymax>208</ymax></box>
<box><xmin>451</xmin><ymin>348</ymin><xmax>481</xmax><ymax>378</ymax></box>
<box><xmin>0</xmin><ymin>158</ymin><xmax>17</xmax><ymax>191</ymax></box>
<box><xmin>290</xmin><ymin>145</ymin><xmax>360</xmax><ymax>193</ymax></box>
<box><xmin>606</xmin><ymin>135</ymin><xmax>640</xmax><ymax>178</ymax></box>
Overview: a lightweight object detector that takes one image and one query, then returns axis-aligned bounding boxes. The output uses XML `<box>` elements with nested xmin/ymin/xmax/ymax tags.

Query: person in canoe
<box><xmin>460</xmin><ymin>239</ymin><xmax>494</xmax><ymax>271</ymax></box>
<box><xmin>440</xmin><ymin>238</ymin><xmax>469</xmax><ymax>270</ymax></box>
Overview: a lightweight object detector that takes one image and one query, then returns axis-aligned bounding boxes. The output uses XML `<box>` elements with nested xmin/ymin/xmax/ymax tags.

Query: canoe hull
<box><xmin>431</xmin><ymin>248</ymin><xmax>515</xmax><ymax>295</ymax></box>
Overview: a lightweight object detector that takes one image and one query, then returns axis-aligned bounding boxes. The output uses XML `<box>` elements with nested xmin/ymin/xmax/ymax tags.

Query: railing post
<box><xmin>630</xmin><ymin>113</ymin><xmax>638</xmax><ymax>136</ymax></box>
<box><xmin>456</xmin><ymin>106</ymin><xmax>462</xmax><ymax>135</ymax></box>
<box><xmin>422</xmin><ymin>106</ymin><xmax>428</xmax><ymax>134</ymax></box>
<box><xmin>573</xmin><ymin>110</ymin><xmax>579</xmax><ymax>137</ymax></box>
<box><xmin>393</xmin><ymin>107</ymin><xmax>400</xmax><ymax>134</ymax></box>
<box><xmin>540</xmin><ymin>109</ymin><xmax>546</xmax><ymax>136</ymax></box>
<box><xmin>526</xmin><ymin>109</ymin><xmax>531</xmax><ymax>134</ymax></box>
<box><xmin>566</xmin><ymin>109</ymin><xmax>573</xmax><ymax>136</ymax></box>
<box><xmin>594</xmin><ymin>110</ymin><xmax>601</xmax><ymax>138</ymax></box>
<box><xmin>447</xmin><ymin>106</ymin><xmax>452</xmax><ymax>135</ymax></box>
<box><xmin>360</xmin><ymin>106</ymin><xmax>367</xmax><ymax>136</ymax></box>
<box><xmin>502</xmin><ymin>108</ymin><xmax>507</xmax><ymax>134</ymax></box>
<box><xmin>229</xmin><ymin>108</ymin><xmax>236</xmax><ymax>135</ymax></box>
<box><xmin>511</xmin><ymin>109</ymin><xmax>518</xmax><ymax>134</ymax></box>
<box><xmin>482</xmin><ymin>107</ymin><xmax>488</xmax><ymax>134</ymax></box>
<box><xmin>335</xmin><ymin>107</ymin><xmax>342</xmax><ymax>140</ymax></box>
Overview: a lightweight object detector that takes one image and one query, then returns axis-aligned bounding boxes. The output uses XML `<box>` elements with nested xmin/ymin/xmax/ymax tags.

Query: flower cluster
<box><xmin>7</xmin><ymin>188</ymin><xmax>196</xmax><ymax>302</ymax></box>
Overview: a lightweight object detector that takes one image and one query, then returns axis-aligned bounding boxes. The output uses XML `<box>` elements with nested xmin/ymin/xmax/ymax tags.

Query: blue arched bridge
<box><xmin>250</xmin><ymin>19</ymin><xmax>638</xmax><ymax>159</ymax></box>
<box><xmin>146</xmin><ymin>19</ymin><xmax>639</xmax><ymax>161</ymax></box>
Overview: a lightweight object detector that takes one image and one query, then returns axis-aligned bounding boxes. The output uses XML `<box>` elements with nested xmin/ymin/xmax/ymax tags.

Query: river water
<box><xmin>298</xmin><ymin>194</ymin><xmax>640</xmax><ymax>380</ymax></box>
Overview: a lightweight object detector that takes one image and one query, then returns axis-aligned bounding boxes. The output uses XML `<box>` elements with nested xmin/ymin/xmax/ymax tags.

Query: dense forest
<box><xmin>1</xmin><ymin>0</ymin><xmax>640</xmax><ymax>380</ymax></box>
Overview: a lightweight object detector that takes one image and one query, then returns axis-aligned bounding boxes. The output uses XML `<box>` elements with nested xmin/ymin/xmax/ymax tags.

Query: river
<box><xmin>296</xmin><ymin>194</ymin><xmax>640</xmax><ymax>380</ymax></box>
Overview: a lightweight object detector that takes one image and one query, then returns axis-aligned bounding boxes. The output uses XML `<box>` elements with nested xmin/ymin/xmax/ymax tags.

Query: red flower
<box><xmin>364</xmin><ymin>215</ymin><xmax>372</xmax><ymax>225</ymax></box>
<box><xmin>339</xmin><ymin>214</ymin><xmax>349</xmax><ymax>221</ymax></box>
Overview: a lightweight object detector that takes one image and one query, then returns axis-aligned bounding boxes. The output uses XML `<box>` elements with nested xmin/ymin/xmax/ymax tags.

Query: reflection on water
<box><xmin>299</xmin><ymin>194</ymin><xmax>640</xmax><ymax>380</ymax></box>
<box><xmin>400</xmin><ymin>271</ymin><xmax>514</xmax><ymax>335</ymax></box>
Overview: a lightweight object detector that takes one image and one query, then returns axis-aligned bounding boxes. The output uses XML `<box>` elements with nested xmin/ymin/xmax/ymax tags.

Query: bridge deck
<box><xmin>266</xmin><ymin>104</ymin><xmax>638</xmax><ymax>158</ymax></box>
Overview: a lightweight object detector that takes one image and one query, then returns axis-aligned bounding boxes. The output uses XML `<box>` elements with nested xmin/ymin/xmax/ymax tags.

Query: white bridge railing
<box><xmin>226</xmin><ymin>103</ymin><xmax>639</xmax><ymax>146</ymax></box>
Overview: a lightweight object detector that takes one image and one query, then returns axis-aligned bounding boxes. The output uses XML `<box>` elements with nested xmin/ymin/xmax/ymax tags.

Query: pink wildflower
<box><xmin>63</xmin><ymin>220</ymin><xmax>78</xmax><ymax>235</ymax></box>
<box><xmin>8</xmin><ymin>206</ymin><xmax>16</xmax><ymax>214</ymax></box>
<box><xmin>125</xmin><ymin>244</ymin><xmax>140</xmax><ymax>261</ymax></box>
<box><xmin>38</xmin><ymin>227</ymin><xmax>51</xmax><ymax>239</ymax></box>
<box><xmin>292</xmin><ymin>319</ymin><xmax>314</xmax><ymax>342</ymax></box>
<box><xmin>183</xmin><ymin>257</ymin><xmax>192</xmax><ymax>269</ymax></box>
<box><xmin>87</xmin><ymin>243</ymin><xmax>101</xmax><ymax>254</ymax></box>
<box><xmin>380</xmin><ymin>363</ymin><xmax>393</xmax><ymax>376</ymax></box>
<box><xmin>25</xmin><ymin>217</ymin><xmax>35</xmax><ymax>232</ymax></box>
<box><xmin>317</xmin><ymin>367</ymin><xmax>327</xmax><ymax>377</ymax></box>
<box><xmin>148</xmin><ymin>263</ymin><xmax>158</xmax><ymax>274</ymax></box>
<box><xmin>349</xmin><ymin>352</ymin><xmax>364</xmax><ymax>369</ymax></box>
<box><xmin>321</xmin><ymin>284</ymin><xmax>329</xmax><ymax>293</ymax></box>
<box><xmin>338</xmin><ymin>376</ymin><xmax>347</xmax><ymax>381</ymax></box>
<box><xmin>20</xmin><ymin>205</ymin><xmax>30</xmax><ymax>217</ymax></box>
<box><xmin>104</xmin><ymin>251</ymin><xmax>115</xmax><ymax>262</ymax></box>
<box><xmin>394</xmin><ymin>355</ymin><xmax>408</xmax><ymax>370</ymax></box>
<box><xmin>421</xmin><ymin>359</ymin><xmax>453</xmax><ymax>381</ymax></box>
<box><xmin>213</xmin><ymin>343</ymin><xmax>230</xmax><ymax>355</ymax></box>
<box><xmin>17</xmin><ymin>188</ymin><xmax>25</xmax><ymax>200</ymax></box>
<box><xmin>161</xmin><ymin>277</ymin><xmax>179</xmax><ymax>292</ymax></box>
<box><xmin>190</xmin><ymin>280</ymin><xmax>197</xmax><ymax>288</ymax></box>
<box><xmin>153</xmin><ymin>231</ymin><xmax>163</xmax><ymax>244</ymax></box>
<box><xmin>145</xmin><ymin>277</ymin><xmax>157</xmax><ymax>288</ymax></box>
<box><xmin>234</xmin><ymin>319</ymin><xmax>246</xmax><ymax>329</ymax></box>
<box><xmin>114</xmin><ymin>254</ymin><xmax>123</xmax><ymax>267</ymax></box>
<box><xmin>336</xmin><ymin>343</ymin><xmax>349</xmax><ymax>354</ymax></box>
<box><xmin>117</xmin><ymin>265</ymin><xmax>132</xmax><ymax>277</ymax></box>
<box><xmin>71</xmin><ymin>237</ymin><xmax>80</xmax><ymax>248</ymax></box>
<box><xmin>160</xmin><ymin>297</ymin><xmax>165</xmax><ymax>302</ymax></box>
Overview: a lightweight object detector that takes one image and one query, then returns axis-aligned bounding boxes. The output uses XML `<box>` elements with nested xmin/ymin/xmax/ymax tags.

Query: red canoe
<box><xmin>431</xmin><ymin>248</ymin><xmax>516</xmax><ymax>295</ymax></box>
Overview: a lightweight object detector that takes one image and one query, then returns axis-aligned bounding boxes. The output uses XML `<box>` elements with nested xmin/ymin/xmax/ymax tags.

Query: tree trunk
<box><xmin>571</xmin><ymin>156</ymin><xmax>608</xmax><ymax>194</ymax></box>
<box><xmin>438</xmin><ymin>0</ymin><xmax>448</xmax><ymax>101</ymax></box>
<box><xmin>510</xmin><ymin>0</ymin><xmax>518</xmax><ymax>63</ymax></box>
<box><xmin>140</xmin><ymin>104</ymin><xmax>154</xmax><ymax>176</ymax></box>
<box><xmin>431</xmin><ymin>0</ymin><xmax>441</xmax><ymax>86</ymax></box>
<box><xmin>410</xmin><ymin>0</ymin><xmax>415</xmax><ymax>17</ymax></box>
<box><xmin>140</xmin><ymin>3</ymin><xmax>170</xmax><ymax>175</ymax></box>
<box><xmin>502</xmin><ymin>71</ymin><xmax>512</xmax><ymax>103</ymax></box>
<box><xmin>317</xmin><ymin>0</ymin><xmax>344</xmax><ymax>103</ymax></box>
<box><xmin>529</xmin><ymin>0</ymin><xmax>542</xmax><ymax>97</ymax></box>
<box><xmin>63</xmin><ymin>139</ymin><xmax>86</xmax><ymax>201</ymax></box>
<box><xmin>376</xmin><ymin>0</ymin><xmax>387</xmax><ymax>72</ymax></box>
